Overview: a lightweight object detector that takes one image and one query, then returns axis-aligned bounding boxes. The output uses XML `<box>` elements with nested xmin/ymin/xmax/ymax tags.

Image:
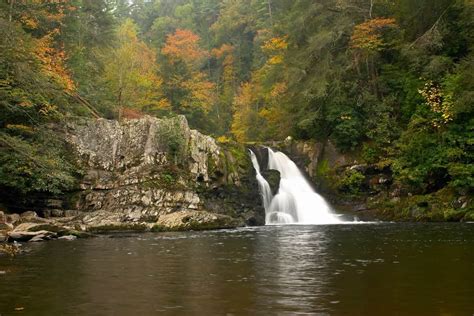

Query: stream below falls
<box><xmin>1</xmin><ymin>223</ymin><xmax>474</xmax><ymax>315</ymax></box>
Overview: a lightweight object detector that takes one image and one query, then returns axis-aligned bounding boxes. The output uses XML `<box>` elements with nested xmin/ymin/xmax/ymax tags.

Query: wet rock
<box><xmin>261</xmin><ymin>170</ymin><xmax>281</xmax><ymax>195</ymax></box>
<box><xmin>58</xmin><ymin>235</ymin><xmax>77</xmax><ymax>241</ymax></box>
<box><xmin>29</xmin><ymin>235</ymin><xmax>45</xmax><ymax>242</ymax></box>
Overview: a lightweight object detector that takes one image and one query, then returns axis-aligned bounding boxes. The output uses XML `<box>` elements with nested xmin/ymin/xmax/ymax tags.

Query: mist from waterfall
<box><xmin>250</xmin><ymin>148</ymin><xmax>342</xmax><ymax>225</ymax></box>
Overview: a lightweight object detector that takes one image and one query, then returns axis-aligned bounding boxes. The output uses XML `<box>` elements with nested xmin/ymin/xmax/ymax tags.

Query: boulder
<box><xmin>58</xmin><ymin>235</ymin><xmax>77</xmax><ymax>241</ymax></box>
<box><xmin>154</xmin><ymin>210</ymin><xmax>240</xmax><ymax>231</ymax></box>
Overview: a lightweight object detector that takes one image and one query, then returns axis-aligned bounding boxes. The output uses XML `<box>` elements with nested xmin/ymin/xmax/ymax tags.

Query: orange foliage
<box><xmin>121</xmin><ymin>107</ymin><xmax>145</xmax><ymax>120</ymax></box>
<box><xmin>350</xmin><ymin>18</ymin><xmax>397</xmax><ymax>52</ymax></box>
<box><xmin>35</xmin><ymin>31</ymin><xmax>75</xmax><ymax>91</ymax></box>
<box><xmin>211</xmin><ymin>44</ymin><xmax>234</xmax><ymax>59</ymax></box>
<box><xmin>162</xmin><ymin>29</ymin><xmax>208</xmax><ymax>66</ymax></box>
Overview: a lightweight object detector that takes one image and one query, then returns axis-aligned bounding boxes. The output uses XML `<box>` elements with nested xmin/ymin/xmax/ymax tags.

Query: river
<box><xmin>1</xmin><ymin>223</ymin><xmax>473</xmax><ymax>315</ymax></box>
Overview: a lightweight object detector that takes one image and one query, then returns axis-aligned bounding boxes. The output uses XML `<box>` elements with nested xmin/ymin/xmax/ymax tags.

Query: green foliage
<box><xmin>337</xmin><ymin>170</ymin><xmax>366</xmax><ymax>195</ymax></box>
<box><xmin>0</xmin><ymin>131</ymin><xmax>78</xmax><ymax>195</ymax></box>
<box><xmin>0</xmin><ymin>0</ymin><xmax>473</xmax><ymax>206</ymax></box>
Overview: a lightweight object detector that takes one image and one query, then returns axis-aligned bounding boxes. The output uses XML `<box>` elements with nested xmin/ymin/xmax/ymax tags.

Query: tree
<box><xmin>160</xmin><ymin>28</ymin><xmax>215</xmax><ymax>130</ymax></box>
<box><xmin>100</xmin><ymin>19</ymin><xmax>166</xmax><ymax>119</ymax></box>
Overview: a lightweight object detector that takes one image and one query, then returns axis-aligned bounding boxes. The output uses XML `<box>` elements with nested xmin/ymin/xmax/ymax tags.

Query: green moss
<box><xmin>464</xmin><ymin>212</ymin><xmax>474</xmax><ymax>221</ymax></box>
<box><xmin>87</xmin><ymin>223</ymin><xmax>148</xmax><ymax>233</ymax></box>
<box><xmin>443</xmin><ymin>209</ymin><xmax>467</xmax><ymax>222</ymax></box>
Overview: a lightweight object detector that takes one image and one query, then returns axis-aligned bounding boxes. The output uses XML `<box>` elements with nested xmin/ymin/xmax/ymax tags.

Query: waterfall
<box><xmin>249</xmin><ymin>150</ymin><xmax>273</xmax><ymax>210</ymax></box>
<box><xmin>250</xmin><ymin>148</ymin><xmax>341</xmax><ymax>225</ymax></box>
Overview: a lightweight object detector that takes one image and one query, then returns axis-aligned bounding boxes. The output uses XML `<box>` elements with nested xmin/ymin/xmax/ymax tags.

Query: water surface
<box><xmin>1</xmin><ymin>223</ymin><xmax>473</xmax><ymax>315</ymax></box>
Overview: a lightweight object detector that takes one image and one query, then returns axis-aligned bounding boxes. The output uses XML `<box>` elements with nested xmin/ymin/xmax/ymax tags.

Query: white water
<box><xmin>249</xmin><ymin>150</ymin><xmax>273</xmax><ymax>210</ymax></box>
<box><xmin>250</xmin><ymin>148</ymin><xmax>341</xmax><ymax>225</ymax></box>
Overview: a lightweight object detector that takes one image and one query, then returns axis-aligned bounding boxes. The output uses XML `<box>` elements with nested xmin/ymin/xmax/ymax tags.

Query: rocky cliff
<box><xmin>1</xmin><ymin>116</ymin><xmax>264</xmax><ymax>241</ymax></box>
<box><xmin>64</xmin><ymin>115</ymin><xmax>264</xmax><ymax>232</ymax></box>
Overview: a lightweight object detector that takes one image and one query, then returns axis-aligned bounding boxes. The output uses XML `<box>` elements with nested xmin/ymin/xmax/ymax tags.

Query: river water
<box><xmin>1</xmin><ymin>223</ymin><xmax>473</xmax><ymax>315</ymax></box>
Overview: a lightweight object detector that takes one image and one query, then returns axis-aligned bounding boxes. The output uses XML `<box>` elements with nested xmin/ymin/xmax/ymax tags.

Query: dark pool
<box><xmin>1</xmin><ymin>223</ymin><xmax>474</xmax><ymax>315</ymax></box>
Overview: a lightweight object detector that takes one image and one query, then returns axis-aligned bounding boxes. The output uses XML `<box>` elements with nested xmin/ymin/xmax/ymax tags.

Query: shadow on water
<box><xmin>1</xmin><ymin>223</ymin><xmax>474</xmax><ymax>315</ymax></box>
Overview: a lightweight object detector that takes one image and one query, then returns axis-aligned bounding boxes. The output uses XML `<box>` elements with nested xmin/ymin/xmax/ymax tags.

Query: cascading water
<box><xmin>249</xmin><ymin>150</ymin><xmax>273</xmax><ymax>210</ymax></box>
<box><xmin>250</xmin><ymin>148</ymin><xmax>341</xmax><ymax>225</ymax></box>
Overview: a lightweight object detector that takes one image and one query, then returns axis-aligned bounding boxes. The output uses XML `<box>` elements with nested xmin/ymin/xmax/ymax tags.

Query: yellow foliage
<box><xmin>419</xmin><ymin>81</ymin><xmax>454</xmax><ymax>128</ymax></box>
<box><xmin>102</xmin><ymin>19</ymin><xmax>164</xmax><ymax>112</ymax></box>
<box><xmin>231</xmin><ymin>82</ymin><xmax>260</xmax><ymax>142</ymax></box>
<box><xmin>5</xmin><ymin>124</ymin><xmax>34</xmax><ymax>134</ymax></box>
<box><xmin>216</xmin><ymin>135</ymin><xmax>232</xmax><ymax>143</ymax></box>
<box><xmin>262</xmin><ymin>36</ymin><xmax>289</xmax><ymax>53</ymax></box>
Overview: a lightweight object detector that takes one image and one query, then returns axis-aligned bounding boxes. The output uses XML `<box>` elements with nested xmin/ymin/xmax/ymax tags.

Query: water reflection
<box><xmin>254</xmin><ymin>226</ymin><xmax>332</xmax><ymax>314</ymax></box>
<box><xmin>1</xmin><ymin>224</ymin><xmax>474</xmax><ymax>315</ymax></box>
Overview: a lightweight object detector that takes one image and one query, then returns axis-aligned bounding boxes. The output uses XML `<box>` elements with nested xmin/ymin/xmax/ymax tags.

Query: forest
<box><xmin>0</xmin><ymin>0</ymin><xmax>473</xmax><ymax>201</ymax></box>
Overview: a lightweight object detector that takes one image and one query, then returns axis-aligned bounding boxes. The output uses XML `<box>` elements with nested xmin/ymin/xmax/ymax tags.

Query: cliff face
<box><xmin>62</xmin><ymin>115</ymin><xmax>263</xmax><ymax>232</ymax></box>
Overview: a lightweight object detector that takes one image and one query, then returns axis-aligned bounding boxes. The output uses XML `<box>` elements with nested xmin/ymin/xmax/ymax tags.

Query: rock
<box><xmin>6</xmin><ymin>214</ymin><xmax>20</xmax><ymax>225</ymax></box>
<box><xmin>261</xmin><ymin>170</ymin><xmax>281</xmax><ymax>195</ymax></box>
<box><xmin>63</xmin><ymin>210</ymin><xmax>81</xmax><ymax>217</ymax></box>
<box><xmin>353</xmin><ymin>204</ymin><xmax>368</xmax><ymax>212</ymax></box>
<box><xmin>8</xmin><ymin>230</ymin><xmax>57</xmax><ymax>242</ymax></box>
<box><xmin>0</xmin><ymin>232</ymin><xmax>7</xmax><ymax>242</ymax></box>
<box><xmin>29</xmin><ymin>235</ymin><xmax>45</xmax><ymax>242</ymax></box>
<box><xmin>13</xmin><ymin>222</ymin><xmax>65</xmax><ymax>233</ymax></box>
<box><xmin>0</xmin><ymin>222</ymin><xmax>13</xmax><ymax>231</ymax></box>
<box><xmin>410</xmin><ymin>206</ymin><xmax>424</xmax><ymax>218</ymax></box>
<box><xmin>58</xmin><ymin>235</ymin><xmax>77</xmax><ymax>241</ymax></box>
<box><xmin>154</xmin><ymin>210</ymin><xmax>240</xmax><ymax>231</ymax></box>
<box><xmin>20</xmin><ymin>211</ymin><xmax>38</xmax><ymax>220</ymax></box>
<box><xmin>17</xmin><ymin>211</ymin><xmax>48</xmax><ymax>224</ymax></box>
<box><xmin>51</xmin><ymin>209</ymin><xmax>64</xmax><ymax>217</ymax></box>
<box><xmin>0</xmin><ymin>211</ymin><xmax>5</xmax><ymax>223</ymax></box>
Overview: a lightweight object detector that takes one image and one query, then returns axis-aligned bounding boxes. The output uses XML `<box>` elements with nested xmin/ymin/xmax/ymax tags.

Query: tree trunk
<box><xmin>117</xmin><ymin>88</ymin><xmax>123</xmax><ymax>122</ymax></box>
<box><xmin>268</xmin><ymin>0</ymin><xmax>273</xmax><ymax>28</ymax></box>
<box><xmin>9</xmin><ymin>0</ymin><xmax>14</xmax><ymax>22</ymax></box>
<box><xmin>369</xmin><ymin>0</ymin><xmax>373</xmax><ymax>19</ymax></box>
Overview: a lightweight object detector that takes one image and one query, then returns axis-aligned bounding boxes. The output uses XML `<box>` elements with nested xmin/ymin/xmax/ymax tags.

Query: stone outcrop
<box><xmin>57</xmin><ymin>115</ymin><xmax>263</xmax><ymax>232</ymax></box>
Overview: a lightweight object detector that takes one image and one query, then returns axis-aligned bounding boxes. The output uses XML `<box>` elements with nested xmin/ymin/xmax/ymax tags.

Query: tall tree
<box><xmin>100</xmin><ymin>19</ymin><xmax>166</xmax><ymax>119</ymax></box>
